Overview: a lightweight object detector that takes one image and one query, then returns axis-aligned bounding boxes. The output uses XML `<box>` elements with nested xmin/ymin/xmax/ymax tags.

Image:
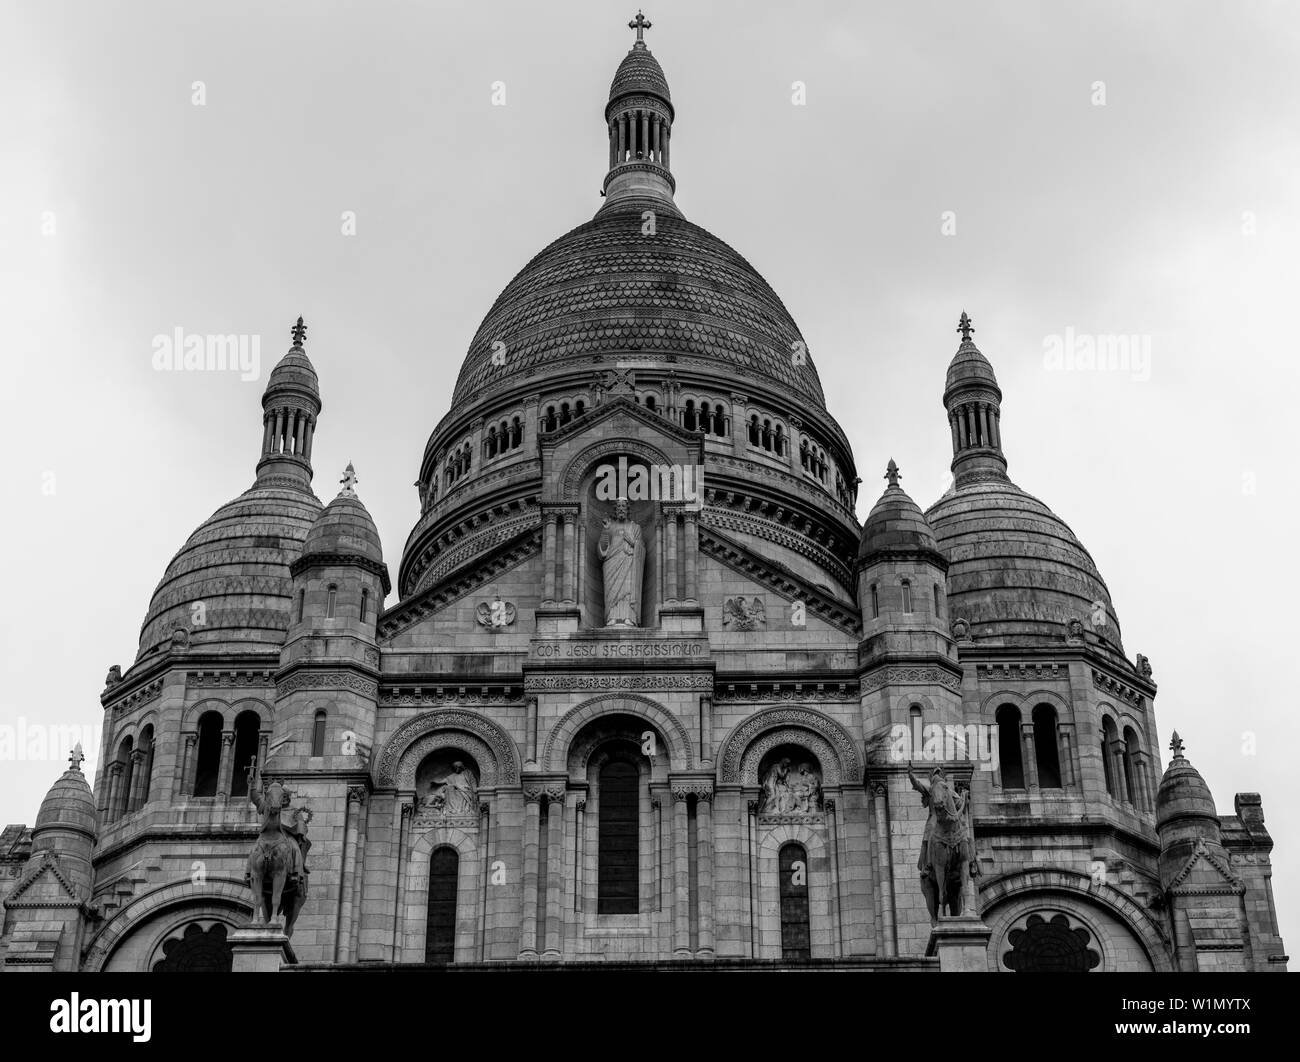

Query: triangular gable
<box><xmin>2</xmin><ymin>850</ymin><xmax>81</xmax><ymax>908</ymax></box>
<box><xmin>1168</xmin><ymin>839</ymin><xmax>1244</xmax><ymax>895</ymax></box>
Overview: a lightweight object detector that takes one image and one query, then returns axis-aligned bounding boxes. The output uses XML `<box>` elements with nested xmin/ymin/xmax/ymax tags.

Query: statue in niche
<box><xmin>597</xmin><ymin>498</ymin><xmax>644</xmax><ymax>627</ymax></box>
<box><xmin>908</xmin><ymin>763</ymin><xmax>979</xmax><ymax>922</ymax></box>
<box><xmin>422</xmin><ymin>761</ymin><xmax>477</xmax><ymax>817</ymax></box>
<box><xmin>759</xmin><ymin>757</ymin><xmax>822</xmax><ymax>815</ymax></box>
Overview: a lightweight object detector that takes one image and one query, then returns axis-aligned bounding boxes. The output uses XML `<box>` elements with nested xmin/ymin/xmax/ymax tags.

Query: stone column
<box><xmin>543</xmin><ymin>788</ymin><xmax>565</xmax><ymax>960</ymax></box>
<box><xmin>541</xmin><ymin>512</ymin><xmax>558</xmax><ymax>603</ymax></box>
<box><xmin>576</xmin><ymin>520</ymin><xmax>587</xmax><ymax>615</ymax></box>
<box><xmin>294</xmin><ymin>410</ymin><xmax>307</xmax><ymax>454</ymax></box>
<box><xmin>949</xmin><ymin>412</ymin><xmax>960</xmax><ymax>452</ymax></box>
<box><xmin>524</xmin><ymin>697</ymin><xmax>539</xmax><ymax>767</ymax></box>
<box><xmin>561</xmin><ymin>512</ymin><xmax>576</xmax><ymax>603</ymax></box>
<box><xmin>617</xmin><ymin>113</ymin><xmax>626</xmax><ymax>160</ymax></box>
<box><xmin>1057</xmin><ymin>723</ymin><xmax>1078</xmax><ymax>788</ymax></box>
<box><xmin>217</xmin><ymin>729</ymin><xmax>236</xmax><ymax>800</ymax></box>
<box><xmin>682</xmin><ymin>511</ymin><xmax>699</xmax><ymax>602</ymax></box>
<box><xmin>303</xmin><ymin>419</ymin><xmax>315</xmax><ymax>461</ymax></box>
<box><xmin>393</xmin><ymin>800</ymin><xmax>413</xmax><ymax>959</ymax></box>
<box><xmin>699</xmin><ymin>695</ymin><xmax>713</xmax><ymax>763</ymax></box>
<box><xmin>178</xmin><ymin>733</ymin><xmax>197</xmax><ymax>798</ymax></box>
<box><xmin>991</xmin><ymin>409</ymin><xmax>1001</xmax><ymax>449</ymax></box>
<box><xmin>1020</xmin><ymin>723</ymin><xmax>1040</xmax><ymax>791</ymax></box>
<box><xmin>273</xmin><ymin>408</ymin><xmax>285</xmax><ymax>452</ymax></box>
<box><xmin>664</xmin><ymin>511</ymin><xmax>679</xmax><ymax>603</ymax></box>
<box><xmin>672</xmin><ymin>789</ymin><xmax>691</xmax><ymax>957</ymax></box>
<box><xmin>640</xmin><ymin>110</ymin><xmax>649</xmax><ymax>157</ymax></box>
<box><xmin>870</xmin><ymin>781</ymin><xmax>896</xmax><ymax>957</ymax></box>
<box><xmin>127</xmin><ymin>749</ymin><xmax>148</xmax><ymax>813</ymax></box>
<box><xmin>519</xmin><ymin>788</ymin><xmax>542</xmax><ymax>960</ymax></box>
<box><xmin>261</xmin><ymin>415</ymin><xmax>274</xmax><ymax>453</ymax></box>
<box><xmin>104</xmin><ymin>761</ymin><xmax>124</xmax><ymax>821</ymax></box>
<box><xmin>1110</xmin><ymin>738</ymin><xmax>1129</xmax><ymax>804</ymax></box>
<box><xmin>336</xmin><ymin>786</ymin><xmax>365</xmax><ymax>962</ymax></box>
<box><xmin>651</xmin><ymin>113</ymin><xmax>660</xmax><ymax>160</ymax></box>
<box><xmin>609</xmin><ymin>119</ymin><xmax>617</xmax><ymax>169</ymax></box>
<box><xmin>696</xmin><ymin>790</ymin><xmax>715</xmax><ymax>958</ymax></box>
<box><xmin>663</xmin><ymin>123</ymin><xmax>670</xmax><ymax>168</ymax></box>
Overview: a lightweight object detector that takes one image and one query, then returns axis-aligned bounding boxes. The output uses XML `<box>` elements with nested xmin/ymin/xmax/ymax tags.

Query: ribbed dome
<box><xmin>1156</xmin><ymin>738</ymin><xmax>1217</xmax><ymax>829</ymax></box>
<box><xmin>266</xmin><ymin>347</ymin><xmax>319</xmax><ymax>396</ymax></box>
<box><xmin>450</xmin><ymin>209</ymin><xmax>825</xmax><ymax>408</ymax></box>
<box><xmin>945</xmin><ymin>338</ymin><xmax>1000</xmax><ymax>398</ymax></box>
<box><xmin>926</xmin><ymin>478</ymin><xmax>1124</xmax><ymax>652</ymax></box>
<box><xmin>858</xmin><ymin>467</ymin><xmax>943</xmax><ymax>567</ymax></box>
<box><xmin>609</xmin><ymin>46</ymin><xmax>671</xmax><ymax>105</ymax></box>
<box><xmin>135</xmin><ymin>483</ymin><xmax>322</xmax><ymax>662</ymax></box>
<box><xmin>33</xmin><ymin>764</ymin><xmax>96</xmax><ymax>847</ymax></box>
<box><xmin>303</xmin><ymin>489</ymin><xmax>383</xmax><ymax>565</ymax></box>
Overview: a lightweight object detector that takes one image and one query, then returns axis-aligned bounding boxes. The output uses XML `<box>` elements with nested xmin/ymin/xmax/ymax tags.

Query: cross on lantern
<box><xmin>957</xmin><ymin>311</ymin><xmax>974</xmax><ymax>342</ymax></box>
<box><xmin>629</xmin><ymin>10</ymin><xmax>652</xmax><ymax>44</ymax></box>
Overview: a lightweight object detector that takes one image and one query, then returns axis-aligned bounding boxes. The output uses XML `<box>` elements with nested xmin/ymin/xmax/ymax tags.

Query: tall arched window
<box><xmin>113</xmin><ymin>736</ymin><xmax>134</xmax><ymax>821</ymax></box>
<box><xmin>138</xmin><ymin>725</ymin><xmax>155</xmax><ymax>807</ymax></box>
<box><xmin>1032</xmin><ymin>704</ymin><xmax>1062</xmax><ymax>789</ymax></box>
<box><xmin>1101</xmin><ymin>717</ymin><xmax>1119</xmax><ymax>798</ymax></box>
<box><xmin>192</xmin><ymin>711</ymin><xmax>224</xmax><ymax>797</ymax></box>
<box><xmin>311</xmin><ymin>710</ymin><xmax>327</xmax><ymax>758</ymax></box>
<box><xmin>597</xmin><ymin>760</ymin><xmax>639</xmax><ymax>914</ymax></box>
<box><xmin>778</xmin><ymin>842</ymin><xmax>811</xmax><ymax>960</ymax></box>
<box><xmin>1122</xmin><ymin>726</ymin><xmax>1141</xmax><ymax>806</ymax></box>
<box><xmin>229</xmin><ymin>710</ymin><xmax>261</xmax><ymax>798</ymax></box>
<box><xmin>996</xmin><ymin>704</ymin><xmax>1024</xmax><ymax>789</ymax></box>
<box><xmin>900</xmin><ymin>580</ymin><xmax>913</xmax><ymax>613</ymax></box>
<box><xmin>425</xmin><ymin>846</ymin><xmax>459</xmax><ymax>963</ymax></box>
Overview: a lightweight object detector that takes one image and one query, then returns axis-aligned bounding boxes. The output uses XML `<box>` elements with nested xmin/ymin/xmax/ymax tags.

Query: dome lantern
<box><xmin>256</xmin><ymin>316</ymin><xmax>322</xmax><ymax>490</ymax></box>
<box><xmin>602</xmin><ymin>12</ymin><xmax>678</xmax><ymax>214</ymax></box>
<box><xmin>943</xmin><ymin>312</ymin><xmax>1007</xmax><ymax>489</ymax></box>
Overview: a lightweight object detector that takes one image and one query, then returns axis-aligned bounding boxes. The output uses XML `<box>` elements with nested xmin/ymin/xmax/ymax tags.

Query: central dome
<box><xmin>450</xmin><ymin>204</ymin><xmax>827</xmax><ymax>409</ymax></box>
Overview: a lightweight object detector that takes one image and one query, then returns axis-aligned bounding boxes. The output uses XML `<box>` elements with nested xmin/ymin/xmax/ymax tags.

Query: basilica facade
<box><xmin>0</xmin><ymin>18</ymin><xmax>1287</xmax><ymax>973</ymax></box>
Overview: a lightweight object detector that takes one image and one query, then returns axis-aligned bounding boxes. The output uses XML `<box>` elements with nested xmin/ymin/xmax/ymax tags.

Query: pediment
<box><xmin>1168</xmin><ymin>839</ymin><xmax>1244</xmax><ymax>895</ymax></box>
<box><xmin>3</xmin><ymin>851</ymin><xmax>81</xmax><ymax>908</ymax></box>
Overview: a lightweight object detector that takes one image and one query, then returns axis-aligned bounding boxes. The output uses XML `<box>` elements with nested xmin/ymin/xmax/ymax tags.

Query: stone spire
<box><xmin>942</xmin><ymin>312</ymin><xmax>1008</xmax><ymax>488</ymax></box>
<box><xmin>256</xmin><ymin>315</ymin><xmax>322</xmax><ymax>490</ymax></box>
<box><xmin>602</xmin><ymin>11</ymin><xmax>677</xmax><ymax>212</ymax></box>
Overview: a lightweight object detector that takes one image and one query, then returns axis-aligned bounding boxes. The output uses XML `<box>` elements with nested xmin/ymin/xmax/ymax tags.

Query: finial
<box><xmin>69</xmin><ymin>743</ymin><xmax>85</xmax><ymax>771</ymax></box>
<box><xmin>291</xmin><ymin>316</ymin><xmax>307</xmax><ymax>349</ymax></box>
<box><xmin>629</xmin><ymin>10</ymin><xmax>652</xmax><ymax>46</ymax></box>
<box><xmin>884</xmin><ymin>458</ymin><xmax>901</xmax><ymax>488</ymax></box>
<box><xmin>957</xmin><ymin>311</ymin><xmax>974</xmax><ymax>342</ymax></box>
<box><xmin>340</xmin><ymin>462</ymin><xmax>358</xmax><ymax>495</ymax></box>
<box><xmin>1169</xmin><ymin>731</ymin><xmax>1185</xmax><ymax>759</ymax></box>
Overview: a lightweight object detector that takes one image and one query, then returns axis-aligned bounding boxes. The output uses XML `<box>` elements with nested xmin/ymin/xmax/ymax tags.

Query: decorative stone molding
<box><xmin>376</xmin><ymin>709</ymin><xmax>521</xmax><ymax>788</ymax></box>
<box><xmin>276</xmin><ymin>670</ymin><xmax>378</xmax><ymax>699</ymax></box>
<box><xmin>186</xmin><ymin>670</ymin><xmax>276</xmax><ymax>689</ymax></box>
<box><xmin>740</xmin><ymin>726</ymin><xmax>843</xmax><ymax>789</ymax></box>
<box><xmin>394</xmin><ymin>730</ymin><xmax>497</xmax><ymax>791</ymax></box>
<box><xmin>705</xmin><ymin>507</ymin><xmax>853</xmax><ymax>591</ymax></box>
<box><xmin>379</xmin><ymin>685</ymin><xmax>524</xmax><ymax>707</ymax></box>
<box><xmin>109</xmin><ymin>678</ymin><xmax>165</xmax><ymax>715</ymax></box>
<box><xmin>976</xmin><ymin>662</ymin><xmax>1067</xmax><ymax>682</ymax></box>
<box><xmin>543</xmin><ymin>693</ymin><xmax>694</xmax><ymax>771</ymax></box>
<box><xmin>713</xmin><ymin>680</ymin><xmax>855</xmax><ymax>703</ymax></box>
<box><xmin>558</xmin><ymin>436</ymin><xmax>679</xmax><ymax>499</ymax></box>
<box><xmin>347</xmin><ymin>785</ymin><xmax>368</xmax><ymax>805</ymax></box>
<box><xmin>717</xmin><ymin>706</ymin><xmax>861</xmax><ymax>786</ymax></box>
<box><xmin>671</xmin><ymin>781</ymin><xmax>713</xmax><ymax>802</ymax></box>
<box><xmin>524</xmin><ymin>672</ymin><xmax>712</xmax><ymax>693</ymax></box>
<box><xmin>861</xmin><ymin>665</ymin><xmax>962</xmax><ymax>693</ymax></box>
<box><xmin>1092</xmin><ymin>668</ymin><xmax>1144</xmax><ymax>707</ymax></box>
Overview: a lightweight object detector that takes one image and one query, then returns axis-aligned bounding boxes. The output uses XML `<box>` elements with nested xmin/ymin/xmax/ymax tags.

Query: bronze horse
<box><xmin>908</xmin><ymin>764</ymin><xmax>978</xmax><ymax>921</ymax></box>
<box><xmin>245</xmin><ymin>766</ymin><xmax>310</xmax><ymax>936</ymax></box>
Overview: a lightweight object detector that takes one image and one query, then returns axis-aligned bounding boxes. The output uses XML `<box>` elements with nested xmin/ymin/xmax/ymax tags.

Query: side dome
<box><xmin>32</xmin><ymin>760</ymin><xmax>96</xmax><ymax>847</ymax></box>
<box><xmin>1156</xmin><ymin>733</ymin><xmax>1217</xmax><ymax>830</ymax></box>
<box><xmin>609</xmin><ymin>46</ymin><xmax>671</xmax><ymax>105</ymax></box>
<box><xmin>858</xmin><ymin>460</ymin><xmax>944</xmax><ymax>567</ymax></box>
<box><xmin>136</xmin><ymin>484</ymin><xmax>322</xmax><ymax>661</ymax></box>
<box><xmin>302</xmin><ymin>466</ymin><xmax>384</xmax><ymax>565</ymax></box>
<box><xmin>450</xmin><ymin>210</ymin><xmax>826</xmax><ymax>409</ymax></box>
<box><xmin>926</xmin><ymin>479</ymin><xmax>1123</xmax><ymax>652</ymax></box>
<box><xmin>265</xmin><ymin>347</ymin><xmax>319</xmax><ymax>396</ymax></box>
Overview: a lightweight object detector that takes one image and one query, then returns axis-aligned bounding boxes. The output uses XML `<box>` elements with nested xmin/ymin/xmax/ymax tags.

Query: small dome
<box><xmin>1156</xmin><ymin>734</ymin><xmax>1218</xmax><ymax>829</ymax></box>
<box><xmin>136</xmin><ymin>483</ymin><xmax>322</xmax><ymax>662</ymax></box>
<box><xmin>302</xmin><ymin>469</ymin><xmax>383</xmax><ymax>565</ymax></box>
<box><xmin>944</xmin><ymin>337</ymin><xmax>1000</xmax><ymax>398</ymax></box>
<box><xmin>265</xmin><ymin>347</ymin><xmax>319</xmax><ymax>398</ymax></box>
<box><xmin>858</xmin><ymin>462</ymin><xmax>943</xmax><ymax>566</ymax></box>
<box><xmin>609</xmin><ymin>46</ymin><xmax>671</xmax><ymax>107</ymax></box>
<box><xmin>32</xmin><ymin>759</ymin><xmax>97</xmax><ymax>848</ymax></box>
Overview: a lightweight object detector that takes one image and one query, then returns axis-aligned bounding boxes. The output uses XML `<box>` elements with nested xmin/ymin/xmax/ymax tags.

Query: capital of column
<box><xmin>347</xmin><ymin>785</ymin><xmax>368</xmax><ymax>806</ymax></box>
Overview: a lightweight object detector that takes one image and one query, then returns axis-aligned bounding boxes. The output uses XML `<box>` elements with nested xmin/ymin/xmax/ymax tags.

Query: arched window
<box><xmin>192</xmin><ymin>711</ymin><xmax>224</xmax><ymax>797</ymax></box>
<box><xmin>575</xmin><ymin>399</ymin><xmax>586</xmax><ymax>417</ymax></box>
<box><xmin>749</xmin><ymin>415</ymin><xmax>760</xmax><ymax>446</ymax></box>
<box><xmin>909</xmin><ymin>704</ymin><xmax>924</xmax><ymax>739</ymax></box>
<box><xmin>138</xmin><ymin>725</ymin><xmax>155</xmax><ymax>807</ymax></box>
<box><xmin>870</xmin><ymin>584</ymin><xmax>879</xmax><ymax>619</ymax></box>
<box><xmin>425</xmin><ymin>846</ymin><xmax>459</xmax><ymax>963</ymax></box>
<box><xmin>645</xmin><ymin>395</ymin><xmax>657</xmax><ymax>412</ymax></box>
<box><xmin>762</xmin><ymin>419</ymin><xmax>773</xmax><ymax>451</ymax></box>
<box><xmin>778</xmin><ymin>842</ymin><xmax>811</xmax><ymax>960</ymax></box>
<box><xmin>1122</xmin><ymin>726</ymin><xmax>1141</xmax><ymax>806</ymax></box>
<box><xmin>510</xmin><ymin>416</ymin><xmax>522</xmax><ymax>447</ymax></box>
<box><xmin>800</xmin><ymin>439</ymin><xmax>810</xmax><ymax>470</ymax></box>
<box><xmin>360</xmin><ymin>587</ymin><xmax>369</xmax><ymax>622</ymax></box>
<box><xmin>597</xmin><ymin>760</ymin><xmax>639</xmax><ymax>914</ymax></box>
<box><xmin>311</xmin><ymin>710</ymin><xmax>327</xmax><ymax>758</ymax></box>
<box><xmin>113</xmin><ymin>736</ymin><xmax>134</xmax><ymax>821</ymax></box>
<box><xmin>326</xmin><ymin>584</ymin><xmax>337</xmax><ymax>619</ymax></box>
<box><xmin>996</xmin><ymin>704</ymin><xmax>1024</xmax><ymax>789</ymax></box>
<box><xmin>1032</xmin><ymin>704</ymin><xmax>1062</xmax><ymax>789</ymax></box>
<box><xmin>1101</xmin><ymin>717</ymin><xmax>1119</xmax><ymax>798</ymax></box>
<box><xmin>559</xmin><ymin>401</ymin><xmax>572</xmax><ymax>426</ymax></box>
<box><xmin>901</xmin><ymin>580</ymin><xmax>913</xmax><ymax>613</ymax></box>
<box><xmin>683</xmin><ymin>399</ymin><xmax>697</xmax><ymax>431</ymax></box>
<box><xmin>485</xmin><ymin>425</ymin><xmax>497</xmax><ymax>458</ymax></box>
<box><xmin>229</xmin><ymin>710</ymin><xmax>261</xmax><ymax>798</ymax></box>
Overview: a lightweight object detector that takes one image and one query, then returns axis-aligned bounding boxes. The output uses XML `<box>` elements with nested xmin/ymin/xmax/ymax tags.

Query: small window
<box><xmin>933</xmin><ymin>583</ymin><xmax>941</xmax><ymax>616</ymax></box>
<box><xmin>311</xmin><ymin>710</ymin><xmax>327</xmax><ymax>757</ymax></box>
<box><xmin>870</xmin><ymin>584</ymin><xmax>879</xmax><ymax>619</ymax></box>
<box><xmin>295</xmin><ymin>589</ymin><xmax>305</xmax><ymax>623</ymax></box>
<box><xmin>360</xmin><ymin>588</ymin><xmax>369</xmax><ymax>622</ymax></box>
<box><xmin>901</xmin><ymin>580</ymin><xmax>912</xmax><ymax>613</ymax></box>
<box><xmin>326</xmin><ymin>585</ymin><xmax>337</xmax><ymax>619</ymax></box>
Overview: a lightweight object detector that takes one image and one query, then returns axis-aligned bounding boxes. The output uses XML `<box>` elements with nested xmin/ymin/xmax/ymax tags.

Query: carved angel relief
<box><xmin>476</xmin><ymin>593</ymin><xmax>517</xmax><ymax>630</ymax></box>
<box><xmin>723</xmin><ymin>596</ymin><xmax>766</xmax><ymax>631</ymax></box>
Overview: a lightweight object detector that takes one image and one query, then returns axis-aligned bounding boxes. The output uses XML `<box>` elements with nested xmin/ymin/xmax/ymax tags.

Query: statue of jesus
<box><xmin>597</xmin><ymin>498</ymin><xmax>644</xmax><ymax>627</ymax></box>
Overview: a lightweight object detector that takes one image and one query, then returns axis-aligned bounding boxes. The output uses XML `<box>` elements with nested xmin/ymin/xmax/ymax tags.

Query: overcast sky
<box><xmin>2</xmin><ymin>0</ymin><xmax>1297</xmax><ymax>959</ymax></box>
